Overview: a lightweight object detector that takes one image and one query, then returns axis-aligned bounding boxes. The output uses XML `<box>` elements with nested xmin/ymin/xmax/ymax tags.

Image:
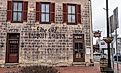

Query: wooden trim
<box><xmin>23</xmin><ymin>1</ymin><xmax>28</xmax><ymax>22</ymax></box>
<box><xmin>73</xmin><ymin>34</ymin><xmax>85</xmax><ymax>62</ymax></box>
<box><xmin>7</xmin><ymin>1</ymin><xmax>12</xmax><ymax>21</ymax></box>
<box><xmin>36</xmin><ymin>2</ymin><xmax>40</xmax><ymax>22</ymax></box>
<box><xmin>6</xmin><ymin>33</ymin><xmax>20</xmax><ymax>63</ymax></box>
<box><xmin>63</xmin><ymin>3</ymin><xmax>67</xmax><ymax>23</ymax></box>
<box><xmin>76</xmin><ymin>4</ymin><xmax>81</xmax><ymax>24</ymax></box>
<box><xmin>50</xmin><ymin>3</ymin><xmax>55</xmax><ymax>23</ymax></box>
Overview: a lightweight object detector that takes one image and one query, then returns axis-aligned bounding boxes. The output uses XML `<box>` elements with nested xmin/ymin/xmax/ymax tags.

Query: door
<box><xmin>73</xmin><ymin>34</ymin><xmax>85</xmax><ymax>62</ymax></box>
<box><xmin>6</xmin><ymin>33</ymin><xmax>20</xmax><ymax>63</ymax></box>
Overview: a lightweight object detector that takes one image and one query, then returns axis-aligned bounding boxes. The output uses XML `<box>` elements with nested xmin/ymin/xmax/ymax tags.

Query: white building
<box><xmin>96</xmin><ymin>39</ymin><xmax>108</xmax><ymax>54</ymax></box>
<box><xmin>96</xmin><ymin>37</ymin><xmax>121</xmax><ymax>55</ymax></box>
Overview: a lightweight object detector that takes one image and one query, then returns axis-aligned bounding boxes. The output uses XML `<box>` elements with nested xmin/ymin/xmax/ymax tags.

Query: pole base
<box><xmin>106</xmin><ymin>68</ymin><xmax>114</xmax><ymax>73</ymax></box>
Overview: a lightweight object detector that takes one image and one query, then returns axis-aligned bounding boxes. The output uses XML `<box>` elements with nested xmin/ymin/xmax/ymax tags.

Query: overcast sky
<box><xmin>92</xmin><ymin>0</ymin><xmax>121</xmax><ymax>44</ymax></box>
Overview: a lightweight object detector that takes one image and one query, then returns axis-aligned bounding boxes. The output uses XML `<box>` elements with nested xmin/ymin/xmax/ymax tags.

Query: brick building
<box><xmin>0</xmin><ymin>0</ymin><xmax>93</xmax><ymax>66</ymax></box>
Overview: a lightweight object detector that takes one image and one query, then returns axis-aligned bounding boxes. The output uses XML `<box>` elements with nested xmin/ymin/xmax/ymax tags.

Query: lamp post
<box><xmin>105</xmin><ymin>0</ymin><xmax>114</xmax><ymax>72</ymax></box>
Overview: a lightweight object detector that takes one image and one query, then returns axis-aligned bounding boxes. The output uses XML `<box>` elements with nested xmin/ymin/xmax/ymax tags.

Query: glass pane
<box><xmin>79</xmin><ymin>43</ymin><xmax>83</xmax><ymax>49</ymax></box>
<box><xmin>46</xmin><ymin>4</ymin><xmax>49</xmax><ymax>13</ymax></box>
<box><xmin>13</xmin><ymin>12</ymin><xmax>17</xmax><ymax>21</ymax></box>
<box><xmin>68</xmin><ymin>6</ymin><xmax>71</xmax><ymax>13</ymax></box>
<box><xmin>72</xmin><ymin>15</ymin><xmax>75</xmax><ymax>23</ymax></box>
<box><xmin>46</xmin><ymin>14</ymin><xmax>49</xmax><ymax>22</ymax></box>
<box><xmin>18</xmin><ymin>3</ymin><xmax>22</xmax><ymax>11</ymax></box>
<box><xmin>72</xmin><ymin>6</ymin><xmax>75</xmax><ymax>14</ymax></box>
<box><xmin>75</xmin><ymin>43</ymin><xmax>78</xmax><ymax>49</ymax></box>
<box><xmin>41</xmin><ymin>14</ymin><xmax>45</xmax><ymax>22</ymax></box>
<box><xmin>41</xmin><ymin>4</ymin><xmax>46</xmax><ymax>12</ymax></box>
<box><xmin>13</xmin><ymin>2</ymin><xmax>18</xmax><ymax>11</ymax></box>
<box><xmin>76</xmin><ymin>53</ymin><xmax>79</xmax><ymax>58</ymax></box>
<box><xmin>18</xmin><ymin>12</ymin><xmax>22</xmax><ymax>21</ymax></box>
<box><xmin>68</xmin><ymin>15</ymin><xmax>71</xmax><ymax>22</ymax></box>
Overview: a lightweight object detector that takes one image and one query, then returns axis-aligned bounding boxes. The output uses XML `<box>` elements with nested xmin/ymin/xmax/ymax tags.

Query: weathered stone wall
<box><xmin>0</xmin><ymin>0</ymin><xmax>7</xmax><ymax>64</ymax></box>
<box><xmin>19</xmin><ymin>24</ymin><xmax>83</xmax><ymax>65</ymax></box>
<box><xmin>83</xmin><ymin>1</ymin><xmax>93</xmax><ymax>63</ymax></box>
<box><xmin>0</xmin><ymin>0</ymin><xmax>93</xmax><ymax>66</ymax></box>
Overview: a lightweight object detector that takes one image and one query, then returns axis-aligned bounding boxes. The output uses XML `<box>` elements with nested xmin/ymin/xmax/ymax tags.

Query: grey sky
<box><xmin>92</xmin><ymin>0</ymin><xmax>121</xmax><ymax>44</ymax></box>
<box><xmin>92</xmin><ymin>0</ymin><xmax>121</xmax><ymax>37</ymax></box>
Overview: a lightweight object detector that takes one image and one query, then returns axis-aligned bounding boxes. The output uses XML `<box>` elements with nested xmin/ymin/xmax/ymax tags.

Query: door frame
<box><xmin>73</xmin><ymin>34</ymin><xmax>85</xmax><ymax>62</ymax></box>
<box><xmin>5</xmin><ymin>33</ymin><xmax>20</xmax><ymax>63</ymax></box>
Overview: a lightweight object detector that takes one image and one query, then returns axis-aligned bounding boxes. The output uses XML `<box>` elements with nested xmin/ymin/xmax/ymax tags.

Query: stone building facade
<box><xmin>0</xmin><ymin>0</ymin><xmax>93</xmax><ymax>66</ymax></box>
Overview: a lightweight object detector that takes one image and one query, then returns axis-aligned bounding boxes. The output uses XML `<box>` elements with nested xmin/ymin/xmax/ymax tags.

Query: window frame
<box><xmin>12</xmin><ymin>1</ymin><xmax>23</xmax><ymax>23</ymax></box>
<box><xmin>40</xmin><ymin>2</ymin><xmax>51</xmax><ymax>24</ymax></box>
<box><xmin>67</xmin><ymin>4</ymin><xmax>76</xmax><ymax>25</ymax></box>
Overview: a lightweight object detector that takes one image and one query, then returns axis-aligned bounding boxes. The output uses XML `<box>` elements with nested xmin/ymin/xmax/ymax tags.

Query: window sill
<box><xmin>11</xmin><ymin>21</ymin><xmax>23</xmax><ymax>23</ymax></box>
<box><xmin>40</xmin><ymin>22</ymin><xmax>51</xmax><ymax>24</ymax></box>
<box><xmin>67</xmin><ymin>23</ymin><xmax>77</xmax><ymax>25</ymax></box>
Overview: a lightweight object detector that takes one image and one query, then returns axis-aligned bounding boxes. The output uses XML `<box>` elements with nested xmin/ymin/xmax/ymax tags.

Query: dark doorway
<box><xmin>73</xmin><ymin>34</ymin><xmax>85</xmax><ymax>62</ymax></box>
<box><xmin>6</xmin><ymin>33</ymin><xmax>20</xmax><ymax>63</ymax></box>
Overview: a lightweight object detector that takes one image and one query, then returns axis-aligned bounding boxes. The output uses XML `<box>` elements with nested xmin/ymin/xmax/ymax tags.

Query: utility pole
<box><xmin>106</xmin><ymin>0</ymin><xmax>111</xmax><ymax>68</ymax></box>
<box><xmin>106</xmin><ymin>0</ymin><xmax>114</xmax><ymax>72</ymax></box>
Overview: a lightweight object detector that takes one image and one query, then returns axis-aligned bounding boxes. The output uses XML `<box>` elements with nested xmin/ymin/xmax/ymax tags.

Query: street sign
<box><xmin>93</xmin><ymin>30</ymin><xmax>101</xmax><ymax>37</ymax></box>
<box><xmin>113</xmin><ymin>7</ymin><xmax>119</xmax><ymax>29</ymax></box>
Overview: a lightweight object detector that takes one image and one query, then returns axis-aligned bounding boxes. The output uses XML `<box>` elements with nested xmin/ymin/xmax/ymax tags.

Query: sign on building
<box><xmin>113</xmin><ymin>7</ymin><xmax>119</xmax><ymax>29</ymax></box>
<box><xmin>93</xmin><ymin>30</ymin><xmax>101</xmax><ymax>38</ymax></box>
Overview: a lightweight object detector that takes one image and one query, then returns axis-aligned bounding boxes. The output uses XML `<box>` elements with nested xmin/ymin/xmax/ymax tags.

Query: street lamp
<box><xmin>105</xmin><ymin>0</ymin><xmax>114</xmax><ymax>72</ymax></box>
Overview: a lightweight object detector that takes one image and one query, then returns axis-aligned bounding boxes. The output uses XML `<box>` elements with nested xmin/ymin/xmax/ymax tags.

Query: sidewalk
<box><xmin>113</xmin><ymin>62</ymin><xmax>121</xmax><ymax>73</ymax></box>
<box><xmin>0</xmin><ymin>63</ymin><xmax>121</xmax><ymax>73</ymax></box>
<box><xmin>57</xmin><ymin>63</ymin><xmax>100</xmax><ymax>73</ymax></box>
<box><xmin>0</xmin><ymin>68</ymin><xmax>19</xmax><ymax>73</ymax></box>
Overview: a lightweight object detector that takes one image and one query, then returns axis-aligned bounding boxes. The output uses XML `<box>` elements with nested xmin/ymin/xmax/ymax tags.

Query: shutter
<box><xmin>23</xmin><ymin>1</ymin><xmax>28</xmax><ymax>22</ymax></box>
<box><xmin>50</xmin><ymin>3</ymin><xmax>55</xmax><ymax>23</ymax></box>
<box><xmin>36</xmin><ymin>2</ymin><xmax>40</xmax><ymax>22</ymax></box>
<box><xmin>76</xmin><ymin>5</ymin><xmax>81</xmax><ymax>24</ymax></box>
<box><xmin>63</xmin><ymin>4</ymin><xmax>67</xmax><ymax>23</ymax></box>
<box><xmin>7</xmin><ymin>1</ymin><xmax>12</xmax><ymax>22</ymax></box>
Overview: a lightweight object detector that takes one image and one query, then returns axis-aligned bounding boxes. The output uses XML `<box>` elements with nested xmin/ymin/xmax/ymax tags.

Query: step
<box><xmin>4</xmin><ymin>63</ymin><xmax>19</xmax><ymax>68</ymax></box>
<box><xmin>72</xmin><ymin>62</ymin><xmax>86</xmax><ymax>66</ymax></box>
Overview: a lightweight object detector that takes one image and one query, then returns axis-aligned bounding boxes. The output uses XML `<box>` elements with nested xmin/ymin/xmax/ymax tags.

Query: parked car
<box><xmin>113</xmin><ymin>54</ymin><xmax>121</xmax><ymax>61</ymax></box>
